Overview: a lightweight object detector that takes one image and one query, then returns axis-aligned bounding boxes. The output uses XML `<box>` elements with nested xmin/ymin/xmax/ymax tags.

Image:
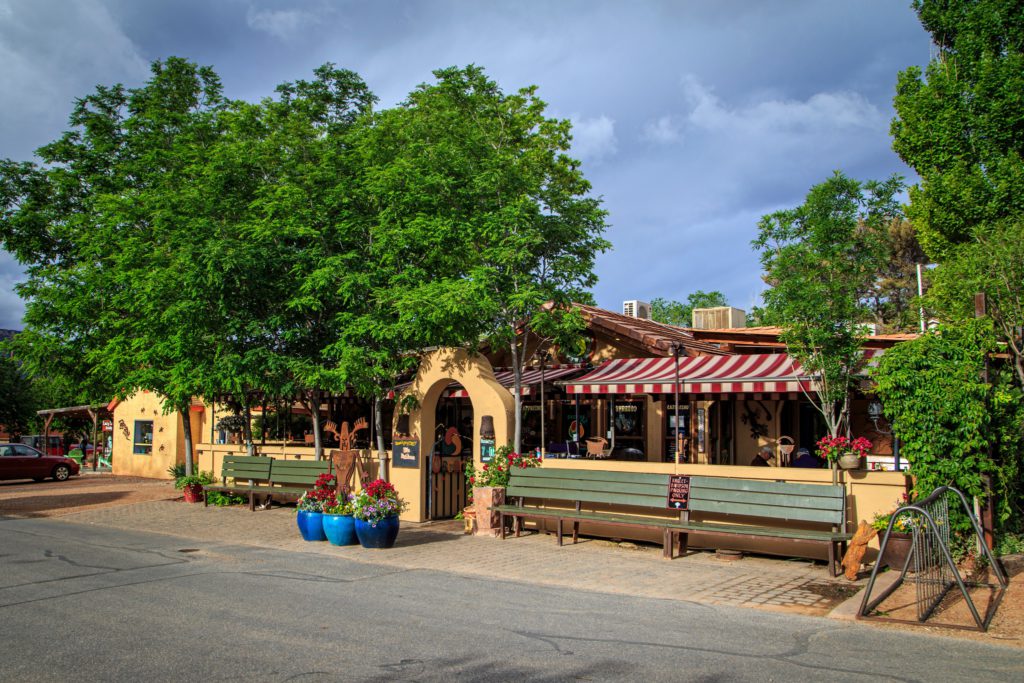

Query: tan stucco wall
<box><xmin>112</xmin><ymin>392</ymin><xmax>182</xmax><ymax>479</ymax></box>
<box><xmin>394</xmin><ymin>348</ymin><xmax>516</xmax><ymax>523</ymax></box>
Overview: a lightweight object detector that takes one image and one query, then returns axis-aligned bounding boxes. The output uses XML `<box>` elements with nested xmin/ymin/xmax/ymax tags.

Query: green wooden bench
<box><xmin>678</xmin><ymin>475</ymin><xmax>851</xmax><ymax>577</ymax></box>
<box><xmin>202</xmin><ymin>455</ymin><xmax>274</xmax><ymax>511</ymax></box>
<box><xmin>255</xmin><ymin>459</ymin><xmax>332</xmax><ymax>508</ymax></box>
<box><xmin>496</xmin><ymin>468</ymin><xmax>682</xmax><ymax>558</ymax></box>
<box><xmin>495</xmin><ymin>468</ymin><xmax>852</xmax><ymax>576</ymax></box>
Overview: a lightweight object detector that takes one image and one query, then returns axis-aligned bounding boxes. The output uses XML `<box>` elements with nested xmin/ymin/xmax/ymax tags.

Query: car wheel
<box><xmin>52</xmin><ymin>465</ymin><xmax>71</xmax><ymax>482</ymax></box>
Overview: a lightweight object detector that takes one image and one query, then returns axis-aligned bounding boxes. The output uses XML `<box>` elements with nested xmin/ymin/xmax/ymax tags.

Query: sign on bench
<box><xmin>667</xmin><ymin>475</ymin><xmax>690</xmax><ymax>510</ymax></box>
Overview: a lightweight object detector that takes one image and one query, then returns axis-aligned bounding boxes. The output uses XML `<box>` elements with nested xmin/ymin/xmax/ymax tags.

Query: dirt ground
<box><xmin>0</xmin><ymin>474</ymin><xmax>179</xmax><ymax>518</ymax></box>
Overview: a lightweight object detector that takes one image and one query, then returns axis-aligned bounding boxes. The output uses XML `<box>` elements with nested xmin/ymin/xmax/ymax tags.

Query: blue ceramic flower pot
<box><xmin>296</xmin><ymin>510</ymin><xmax>326</xmax><ymax>542</ymax></box>
<box><xmin>355</xmin><ymin>515</ymin><xmax>400</xmax><ymax>549</ymax></box>
<box><xmin>322</xmin><ymin>514</ymin><xmax>358</xmax><ymax>546</ymax></box>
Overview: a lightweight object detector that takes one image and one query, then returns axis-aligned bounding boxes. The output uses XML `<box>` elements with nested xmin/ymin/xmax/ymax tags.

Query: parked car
<box><xmin>0</xmin><ymin>443</ymin><xmax>80</xmax><ymax>482</ymax></box>
<box><xmin>19</xmin><ymin>435</ymin><xmax>66</xmax><ymax>457</ymax></box>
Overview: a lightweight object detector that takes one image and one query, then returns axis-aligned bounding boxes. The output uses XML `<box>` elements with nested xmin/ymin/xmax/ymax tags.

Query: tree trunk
<box><xmin>179</xmin><ymin>407</ymin><xmax>194</xmax><ymax>476</ymax></box>
<box><xmin>510</xmin><ymin>340</ymin><xmax>522</xmax><ymax>454</ymax></box>
<box><xmin>243</xmin><ymin>402</ymin><xmax>254</xmax><ymax>456</ymax></box>
<box><xmin>375</xmin><ymin>394</ymin><xmax>388</xmax><ymax>482</ymax></box>
<box><xmin>308</xmin><ymin>389</ymin><xmax>323</xmax><ymax>461</ymax></box>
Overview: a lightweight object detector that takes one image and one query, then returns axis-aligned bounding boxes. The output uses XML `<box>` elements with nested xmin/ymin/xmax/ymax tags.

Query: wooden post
<box><xmin>975</xmin><ymin>292</ymin><xmax>995</xmax><ymax>550</ymax></box>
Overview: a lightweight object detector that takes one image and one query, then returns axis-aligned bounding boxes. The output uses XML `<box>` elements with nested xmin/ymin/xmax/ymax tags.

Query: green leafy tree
<box><xmin>872</xmin><ymin>320</ymin><xmax>1023</xmax><ymax>549</ymax></box>
<box><xmin>892</xmin><ymin>0</ymin><xmax>1024</xmax><ymax>260</ymax></box>
<box><xmin>650</xmin><ymin>291</ymin><xmax>729</xmax><ymax>327</ymax></box>
<box><xmin>863</xmin><ymin>219</ymin><xmax>929</xmax><ymax>333</ymax></box>
<box><xmin>927</xmin><ymin>219</ymin><xmax>1024</xmax><ymax>386</ymax></box>
<box><xmin>753</xmin><ymin>171</ymin><xmax>903</xmax><ymax>438</ymax></box>
<box><xmin>353</xmin><ymin>66</ymin><xmax>609</xmax><ymax>454</ymax></box>
<box><xmin>0</xmin><ymin>353</ymin><xmax>37</xmax><ymax>436</ymax></box>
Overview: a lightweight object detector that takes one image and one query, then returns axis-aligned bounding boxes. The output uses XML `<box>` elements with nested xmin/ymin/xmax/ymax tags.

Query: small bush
<box><xmin>204</xmin><ymin>491</ymin><xmax>247</xmax><ymax>507</ymax></box>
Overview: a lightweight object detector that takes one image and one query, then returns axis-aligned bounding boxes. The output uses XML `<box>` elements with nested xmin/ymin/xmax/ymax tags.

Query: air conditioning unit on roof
<box><xmin>691</xmin><ymin>306</ymin><xmax>746</xmax><ymax>330</ymax></box>
<box><xmin>622</xmin><ymin>300</ymin><xmax>652</xmax><ymax>320</ymax></box>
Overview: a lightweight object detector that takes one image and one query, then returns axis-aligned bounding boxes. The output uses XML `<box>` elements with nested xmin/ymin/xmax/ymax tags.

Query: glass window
<box><xmin>133</xmin><ymin>421</ymin><xmax>154</xmax><ymax>455</ymax></box>
<box><xmin>13</xmin><ymin>445</ymin><xmax>40</xmax><ymax>456</ymax></box>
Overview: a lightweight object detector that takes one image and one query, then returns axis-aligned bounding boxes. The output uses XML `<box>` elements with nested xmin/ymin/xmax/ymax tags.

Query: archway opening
<box><xmin>426</xmin><ymin>395</ymin><xmax>473</xmax><ymax>520</ymax></box>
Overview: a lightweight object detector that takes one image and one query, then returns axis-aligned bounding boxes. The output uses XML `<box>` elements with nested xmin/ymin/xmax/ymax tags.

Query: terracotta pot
<box><xmin>473</xmin><ymin>486</ymin><xmax>505</xmax><ymax>536</ymax></box>
<box><xmin>838</xmin><ymin>453</ymin><xmax>862</xmax><ymax>470</ymax></box>
<box><xmin>182</xmin><ymin>483</ymin><xmax>204</xmax><ymax>504</ymax></box>
<box><xmin>879</xmin><ymin>531</ymin><xmax>915</xmax><ymax>572</ymax></box>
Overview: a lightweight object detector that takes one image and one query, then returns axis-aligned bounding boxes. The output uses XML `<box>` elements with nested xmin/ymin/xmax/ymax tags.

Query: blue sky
<box><xmin>0</xmin><ymin>0</ymin><xmax>932</xmax><ymax>328</ymax></box>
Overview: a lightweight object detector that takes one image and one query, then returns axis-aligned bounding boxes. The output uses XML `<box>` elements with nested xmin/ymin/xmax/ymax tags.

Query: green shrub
<box><xmin>204</xmin><ymin>491</ymin><xmax>246</xmax><ymax>507</ymax></box>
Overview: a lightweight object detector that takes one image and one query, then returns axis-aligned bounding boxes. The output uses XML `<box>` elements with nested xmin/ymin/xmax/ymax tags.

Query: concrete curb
<box><xmin>828</xmin><ymin>570</ymin><xmax>899</xmax><ymax>621</ymax></box>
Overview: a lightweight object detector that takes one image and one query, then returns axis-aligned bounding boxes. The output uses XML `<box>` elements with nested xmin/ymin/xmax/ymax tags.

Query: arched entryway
<box><xmin>391</xmin><ymin>348</ymin><xmax>515</xmax><ymax>523</ymax></box>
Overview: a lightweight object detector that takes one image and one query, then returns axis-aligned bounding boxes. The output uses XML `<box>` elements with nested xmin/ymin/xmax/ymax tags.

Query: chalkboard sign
<box><xmin>667</xmin><ymin>474</ymin><xmax>691</xmax><ymax>510</ymax></box>
<box><xmin>480</xmin><ymin>437</ymin><xmax>495</xmax><ymax>464</ymax></box>
<box><xmin>392</xmin><ymin>438</ymin><xmax>420</xmax><ymax>468</ymax></box>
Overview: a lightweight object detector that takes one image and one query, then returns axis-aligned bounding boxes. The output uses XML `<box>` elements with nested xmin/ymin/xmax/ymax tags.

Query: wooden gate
<box><xmin>428</xmin><ymin>453</ymin><xmax>469</xmax><ymax>520</ymax></box>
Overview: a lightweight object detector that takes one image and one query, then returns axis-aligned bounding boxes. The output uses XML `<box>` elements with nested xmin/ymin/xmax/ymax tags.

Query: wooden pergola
<box><xmin>37</xmin><ymin>403</ymin><xmax>111</xmax><ymax>471</ymax></box>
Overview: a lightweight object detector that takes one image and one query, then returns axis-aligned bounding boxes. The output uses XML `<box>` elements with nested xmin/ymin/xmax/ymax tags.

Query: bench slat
<box><xmin>524</xmin><ymin>467</ymin><xmax>670</xmax><ymax>486</ymax></box>
<box><xmin>508</xmin><ymin>478</ymin><xmax>668</xmax><ymax>498</ymax></box>
<box><xmin>687</xmin><ymin>498</ymin><xmax>843</xmax><ymax>524</ymax></box>
<box><xmin>689</xmin><ymin>487</ymin><xmax>845</xmax><ymax>512</ymax></box>
<box><xmin>691</xmin><ymin>475</ymin><xmax>844</xmax><ymax>499</ymax></box>
<box><xmin>505</xmin><ymin>485</ymin><xmax>666</xmax><ymax>508</ymax></box>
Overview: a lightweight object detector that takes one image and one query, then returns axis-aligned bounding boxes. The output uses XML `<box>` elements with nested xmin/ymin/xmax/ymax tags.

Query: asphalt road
<box><xmin>1</xmin><ymin>516</ymin><xmax>1021</xmax><ymax>682</ymax></box>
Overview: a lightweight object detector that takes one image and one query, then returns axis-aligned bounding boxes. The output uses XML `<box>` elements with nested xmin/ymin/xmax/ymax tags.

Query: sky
<box><xmin>0</xmin><ymin>0</ymin><xmax>933</xmax><ymax>329</ymax></box>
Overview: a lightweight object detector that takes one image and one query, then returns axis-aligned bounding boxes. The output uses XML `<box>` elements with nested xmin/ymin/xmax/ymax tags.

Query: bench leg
<box><xmin>828</xmin><ymin>541</ymin><xmax>837</xmax><ymax>577</ymax></box>
<box><xmin>572</xmin><ymin>521</ymin><xmax>579</xmax><ymax>544</ymax></box>
<box><xmin>249</xmin><ymin>491</ymin><xmax>255</xmax><ymax>512</ymax></box>
<box><xmin>556</xmin><ymin>519</ymin><xmax>563</xmax><ymax>546</ymax></box>
<box><xmin>679</xmin><ymin>532</ymin><xmax>689</xmax><ymax>557</ymax></box>
<box><xmin>514</xmin><ymin>515</ymin><xmax>522</xmax><ymax>537</ymax></box>
<box><xmin>500</xmin><ymin>513</ymin><xmax>506</xmax><ymax>540</ymax></box>
<box><xmin>203</xmin><ymin>490</ymin><xmax>208</xmax><ymax>507</ymax></box>
<box><xmin>663</xmin><ymin>530</ymin><xmax>671</xmax><ymax>559</ymax></box>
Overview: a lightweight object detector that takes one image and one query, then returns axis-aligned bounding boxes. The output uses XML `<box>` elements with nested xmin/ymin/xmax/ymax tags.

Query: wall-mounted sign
<box><xmin>392</xmin><ymin>438</ymin><xmax>419</xmax><ymax>468</ymax></box>
<box><xmin>480</xmin><ymin>437</ymin><xmax>495</xmax><ymax>463</ymax></box>
<box><xmin>667</xmin><ymin>475</ymin><xmax>691</xmax><ymax>510</ymax></box>
<box><xmin>102</xmin><ymin>420</ymin><xmax>113</xmax><ymax>433</ymax></box>
<box><xmin>615</xmin><ymin>404</ymin><xmax>638</xmax><ymax>413</ymax></box>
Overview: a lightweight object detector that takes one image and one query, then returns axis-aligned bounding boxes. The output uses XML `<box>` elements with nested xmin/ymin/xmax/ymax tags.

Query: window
<box><xmin>13</xmin><ymin>445</ymin><xmax>40</xmax><ymax>457</ymax></box>
<box><xmin>133</xmin><ymin>421</ymin><xmax>154</xmax><ymax>455</ymax></box>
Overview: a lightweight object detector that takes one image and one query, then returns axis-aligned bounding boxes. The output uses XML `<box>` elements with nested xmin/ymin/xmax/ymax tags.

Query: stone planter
<box><xmin>473</xmin><ymin>486</ymin><xmax>505</xmax><ymax>537</ymax></box>
<box><xmin>838</xmin><ymin>453</ymin><xmax>862</xmax><ymax>470</ymax></box>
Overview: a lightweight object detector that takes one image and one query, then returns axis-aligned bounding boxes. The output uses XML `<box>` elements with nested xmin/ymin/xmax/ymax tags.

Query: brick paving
<box><xmin>57</xmin><ymin>498</ymin><xmax>861</xmax><ymax>615</ymax></box>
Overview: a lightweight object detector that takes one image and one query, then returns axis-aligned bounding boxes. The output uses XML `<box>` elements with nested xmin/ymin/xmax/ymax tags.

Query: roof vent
<box><xmin>622</xmin><ymin>300</ymin><xmax>652</xmax><ymax>320</ymax></box>
<box><xmin>692</xmin><ymin>306</ymin><xmax>746</xmax><ymax>330</ymax></box>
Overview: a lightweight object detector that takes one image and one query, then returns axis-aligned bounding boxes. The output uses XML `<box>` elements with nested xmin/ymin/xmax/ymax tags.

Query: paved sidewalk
<box><xmin>60</xmin><ymin>499</ymin><xmax>858</xmax><ymax>616</ymax></box>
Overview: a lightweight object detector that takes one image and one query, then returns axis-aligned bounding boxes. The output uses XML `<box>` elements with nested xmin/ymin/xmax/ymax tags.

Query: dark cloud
<box><xmin>0</xmin><ymin>0</ymin><xmax>930</xmax><ymax>328</ymax></box>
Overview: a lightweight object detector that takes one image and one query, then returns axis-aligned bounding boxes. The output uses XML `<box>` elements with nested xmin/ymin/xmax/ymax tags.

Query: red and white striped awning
<box><xmin>445</xmin><ymin>365</ymin><xmax>586</xmax><ymax>398</ymax></box>
<box><xmin>562</xmin><ymin>354</ymin><xmax>810</xmax><ymax>395</ymax></box>
<box><xmin>563</xmin><ymin>350</ymin><xmax>884</xmax><ymax>396</ymax></box>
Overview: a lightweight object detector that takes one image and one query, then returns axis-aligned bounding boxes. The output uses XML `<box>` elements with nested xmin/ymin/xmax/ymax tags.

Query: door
<box><xmin>15</xmin><ymin>445</ymin><xmax>50</xmax><ymax>478</ymax></box>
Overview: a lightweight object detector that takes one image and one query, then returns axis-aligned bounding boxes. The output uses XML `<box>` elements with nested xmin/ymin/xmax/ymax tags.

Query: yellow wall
<box><xmin>112</xmin><ymin>392</ymin><xmax>182</xmax><ymax>479</ymax></box>
<box><xmin>395</xmin><ymin>348</ymin><xmax>516</xmax><ymax>523</ymax></box>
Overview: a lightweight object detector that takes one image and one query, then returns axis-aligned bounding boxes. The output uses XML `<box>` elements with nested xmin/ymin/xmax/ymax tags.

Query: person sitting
<box><xmin>790</xmin><ymin>447</ymin><xmax>824</xmax><ymax>468</ymax></box>
<box><xmin>750</xmin><ymin>446</ymin><xmax>774</xmax><ymax>467</ymax></box>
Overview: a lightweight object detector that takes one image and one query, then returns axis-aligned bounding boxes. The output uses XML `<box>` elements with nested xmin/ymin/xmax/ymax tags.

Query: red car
<box><xmin>0</xmin><ymin>443</ymin><xmax>81</xmax><ymax>482</ymax></box>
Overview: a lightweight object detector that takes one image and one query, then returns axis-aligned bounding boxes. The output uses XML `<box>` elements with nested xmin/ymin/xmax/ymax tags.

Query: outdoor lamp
<box><xmin>867</xmin><ymin>399</ymin><xmax>883</xmax><ymax>421</ymax></box>
<box><xmin>480</xmin><ymin>415</ymin><xmax>495</xmax><ymax>439</ymax></box>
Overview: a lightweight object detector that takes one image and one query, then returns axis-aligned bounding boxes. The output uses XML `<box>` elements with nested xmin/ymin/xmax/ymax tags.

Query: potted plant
<box><xmin>816</xmin><ymin>435</ymin><xmax>872</xmax><ymax>470</ymax></box>
<box><xmin>322</xmin><ymin>493</ymin><xmax>358</xmax><ymax>546</ymax></box>
<box><xmin>295</xmin><ymin>473</ymin><xmax>337</xmax><ymax>542</ymax></box>
<box><xmin>872</xmin><ymin>493</ymin><xmax>916</xmax><ymax>570</ymax></box>
<box><xmin>351</xmin><ymin>479</ymin><xmax>407</xmax><ymax>549</ymax></box>
<box><xmin>464</xmin><ymin>446</ymin><xmax>542</xmax><ymax>536</ymax></box>
<box><xmin>174</xmin><ymin>470</ymin><xmax>214</xmax><ymax>504</ymax></box>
